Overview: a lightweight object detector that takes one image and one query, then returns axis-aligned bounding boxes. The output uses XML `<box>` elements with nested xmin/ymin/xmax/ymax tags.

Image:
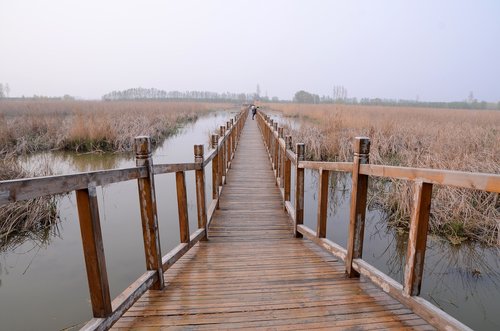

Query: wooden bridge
<box><xmin>1</xmin><ymin>108</ymin><xmax>499</xmax><ymax>330</ymax></box>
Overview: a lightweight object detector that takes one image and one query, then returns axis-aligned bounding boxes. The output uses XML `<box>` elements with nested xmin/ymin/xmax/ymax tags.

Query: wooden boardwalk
<box><xmin>112</xmin><ymin>116</ymin><xmax>433</xmax><ymax>330</ymax></box>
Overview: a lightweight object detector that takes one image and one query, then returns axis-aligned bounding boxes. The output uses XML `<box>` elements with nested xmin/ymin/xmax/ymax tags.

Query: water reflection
<box><xmin>0</xmin><ymin>110</ymin><xmax>236</xmax><ymax>331</ymax></box>
<box><xmin>302</xmin><ymin>169</ymin><xmax>500</xmax><ymax>330</ymax></box>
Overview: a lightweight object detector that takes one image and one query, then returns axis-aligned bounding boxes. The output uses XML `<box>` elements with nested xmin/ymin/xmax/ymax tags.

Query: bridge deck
<box><xmin>112</xmin><ymin>116</ymin><xmax>433</xmax><ymax>330</ymax></box>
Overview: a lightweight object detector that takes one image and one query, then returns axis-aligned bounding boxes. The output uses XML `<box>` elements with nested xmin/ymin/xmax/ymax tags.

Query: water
<box><xmin>0</xmin><ymin>110</ymin><xmax>235</xmax><ymax>331</ymax></box>
<box><xmin>298</xmin><ymin>162</ymin><xmax>500</xmax><ymax>331</ymax></box>
<box><xmin>1</xmin><ymin>110</ymin><xmax>499</xmax><ymax>330</ymax></box>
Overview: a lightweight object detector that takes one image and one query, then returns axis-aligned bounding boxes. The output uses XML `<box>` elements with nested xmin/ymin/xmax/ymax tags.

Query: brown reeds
<box><xmin>269</xmin><ymin>103</ymin><xmax>500</xmax><ymax>246</ymax></box>
<box><xmin>0</xmin><ymin>100</ymin><xmax>223</xmax><ymax>154</ymax></box>
<box><xmin>0</xmin><ymin>154</ymin><xmax>58</xmax><ymax>251</ymax></box>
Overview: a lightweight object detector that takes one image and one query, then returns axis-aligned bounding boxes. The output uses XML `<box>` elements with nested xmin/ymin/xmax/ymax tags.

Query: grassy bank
<box><xmin>0</xmin><ymin>100</ymin><xmax>227</xmax><ymax>154</ymax></box>
<box><xmin>267</xmin><ymin>103</ymin><xmax>500</xmax><ymax>246</ymax></box>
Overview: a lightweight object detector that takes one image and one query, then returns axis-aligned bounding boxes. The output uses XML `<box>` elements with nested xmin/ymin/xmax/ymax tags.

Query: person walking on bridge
<box><xmin>251</xmin><ymin>105</ymin><xmax>258</xmax><ymax>120</ymax></box>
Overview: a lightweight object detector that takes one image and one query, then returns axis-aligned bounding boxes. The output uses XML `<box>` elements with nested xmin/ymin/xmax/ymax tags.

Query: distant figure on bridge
<box><xmin>251</xmin><ymin>105</ymin><xmax>258</xmax><ymax>120</ymax></box>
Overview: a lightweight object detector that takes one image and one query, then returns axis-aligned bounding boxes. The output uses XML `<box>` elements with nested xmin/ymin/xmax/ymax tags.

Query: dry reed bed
<box><xmin>0</xmin><ymin>100</ymin><xmax>224</xmax><ymax>154</ymax></box>
<box><xmin>0</xmin><ymin>154</ymin><xmax>58</xmax><ymax>251</ymax></box>
<box><xmin>268</xmin><ymin>103</ymin><xmax>500</xmax><ymax>246</ymax></box>
<box><xmin>0</xmin><ymin>100</ymin><xmax>226</xmax><ymax>248</ymax></box>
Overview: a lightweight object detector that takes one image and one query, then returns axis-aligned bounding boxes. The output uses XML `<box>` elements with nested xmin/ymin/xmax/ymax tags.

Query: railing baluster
<box><xmin>220</xmin><ymin>125</ymin><xmax>226</xmax><ymax>184</ymax></box>
<box><xmin>317</xmin><ymin>168</ymin><xmax>329</xmax><ymax>238</ymax></box>
<box><xmin>346</xmin><ymin>137</ymin><xmax>370</xmax><ymax>277</ymax></box>
<box><xmin>295</xmin><ymin>143</ymin><xmax>305</xmax><ymax>238</ymax></box>
<box><xmin>176</xmin><ymin>171</ymin><xmax>190</xmax><ymax>243</ymax></box>
<box><xmin>76</xmin><ymin>185</ymin><xmax>112</xmax><ymax>317</ymax></box>
<box><xmin>273</xmin><ymin>123</ymin><xmax>279</xmax><ymax>174</ymax></box>
<box><xmin>284</xmin><ymin>135</ymin><xmax>292</xmax><ymax>209</ymax></box>
<box><xmin>278</xmin><ymin>127</ymin><xmax>284</xmax><ymax>188</ymax></box>
<box><xmin>404</xmin><ymin>181</ymin><xmax>433</xmax><ymax>296</ymax></box>
<box><xmin>194</xmin><ymin>145</ymin><xmax>207</xmax><ymax>240</ymax></box>
<box><xmin>211</xmin><ymin>134</ymin><xmax>219</xmax><ymax>208</ymax></box>
<box><xmin>135</xmin><ymin>136</ymin><xmax>164</xmax><ymax>290</ymax></box>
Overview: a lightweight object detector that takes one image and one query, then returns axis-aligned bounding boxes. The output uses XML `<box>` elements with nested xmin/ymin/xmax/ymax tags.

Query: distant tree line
<box><xmin>102</xmin><ymin>87</ymin><xmax>262</xmax><ymax>102</ymax></box>
<box><xmin>293</xmin><ymin>88</ymin><xmax>500</xmax><ymax>110</ymax></box>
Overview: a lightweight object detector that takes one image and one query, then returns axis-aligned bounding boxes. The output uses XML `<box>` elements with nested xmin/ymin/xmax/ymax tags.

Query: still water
<box><xmin>0</xmin><ymin>111</ymin><xmax>234</xmax><ymax>331</ymax></box>
<box><xmin>0</xmin><ymin>111</ymin><xmax>498</xmax><ymax>330</ymax></box>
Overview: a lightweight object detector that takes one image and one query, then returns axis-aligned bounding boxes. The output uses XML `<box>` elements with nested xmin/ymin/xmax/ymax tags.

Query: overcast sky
<box><xmin>1</xmin><ymin>0</ymin><xmax>499</xmax><ymax>101</ymax></box>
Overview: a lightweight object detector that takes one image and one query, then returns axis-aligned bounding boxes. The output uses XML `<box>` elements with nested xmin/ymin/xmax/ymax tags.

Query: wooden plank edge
<box><xmin>297</xmin><ymin>223</ymin><xmax>471</xmax><ymax>330</ymax></box>
<box><xmin>299</xmin><ymin>161</ymin><xmax>353</xmax><ymax>172</ymax></box>
<box><xmin>80</xmin><ymin>270</ymin><xmax>157</xmax><ymax>331</ymax></box>
<box><xmin>207</xmin><ymin>199</ymin><xmax>218</xmax><ymax>227</ymax></box>
<box><xmin>0</xmin><ymin>167</ymin><xmax>148</xmax><ymax>206</ymax></box>
<box><xmin>285</xmin><ymin>201</ymin><xmax>295</xmax><ymax>222</ymax></box>
<box><xmin>297</xmin><ymin>224</ymin><xmax>347</xmax><ymax>261</ymax></box>
<box><xmin>352</xmin><ymin>259</ymin><xmax>473</xmax><ymax>331</ymax></box>
<box><xmin>153</xmin><ymin>162</ymin><xmax>200</xmax><ymax>175</ymax></box>
<box><xmin>359</xmin><ymin>164</ymin><xmax>500</xmax><ymax>193</ymax></box>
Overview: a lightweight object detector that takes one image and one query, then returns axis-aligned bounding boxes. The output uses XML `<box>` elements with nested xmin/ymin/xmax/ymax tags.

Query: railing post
<box><xmin>76</xmin><ymin>185</ymin><xmax>112</xmax><ymax>317</ymax></box>
<box><xmin>346</xmin><ymin>137</ymin><xmax>370</xmax><ymax>278</ymax></box>
<box><xmin>317</xmin><ymin>168</ymin><xmax>330</xmax><ymax>238</ymax></box>
<box><xmin>295</xmin><ymin>143</ymin><xmax>305</xmax><ymax>238</ymax></box>
<box><xmin>194</xmin><ymin>144</ymin><xmax>208</xmax><ymax>240</ymax></box>
<box><xmin>278</xmin><ymin>127</ymin><xmax>284</xmax><ymax>187</ymax></box>
<box><xmin>226</xmin><ymin>121</ymin><xmax>232</xmax><ymax>167</ymax></box>
<box><xmin>176</xmin><ymin>171</ymin><xmax>190</xmax><ymax>243</ymax></box>
<box><xmin>273</xmin><ymin>122</ymin><xmax>278</xmax><ymax>174</ymax></box>
<box><xmin>404</xmin><ymin>181</ymin><xmax>433</xmax><ymax>296</ymax></box>
<box><xmin>269</xmin><ymin>119</ymin><xmax>274</xmax><ymax>154</ymax></box>
<box><xmin>230</xmin><ymin>118</ymin><xmax>235</xmax><ymax>158</ymax></box>
<box><xmin>284</xmin><ymin>135</ymin><xmax>292</xmax><ymax>209</ymax></box>
<box><xmin>220</xmin><ymin>125</ymin><xmax>226</xmax><ymax>184</ymax></box>
<box><xmin>211</xmin><ymin>134</ymin><xmax>219</xmax><ymax>208</ymax></box>
<box><xmin>134</xmin><ymin>136</ymin><xmax>164</xmax><ymax>290</ymax></box>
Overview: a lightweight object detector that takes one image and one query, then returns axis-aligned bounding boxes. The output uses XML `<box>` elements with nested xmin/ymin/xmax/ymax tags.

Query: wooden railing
<box><xmin>256</xmin><ymin>110</ymin><xmax>500</xmax><ymax>331</ymax></box>
<box><xmin>0</xmin><ymin>108</ymin><xmax>248</xmax><ymax>331</ymax></box>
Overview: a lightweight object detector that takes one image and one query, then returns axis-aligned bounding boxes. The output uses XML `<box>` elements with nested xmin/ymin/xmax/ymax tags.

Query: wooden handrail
<box><xmin>0</xmin><ymin>108</ymin><xmax>249</xmax><ymax>331</ymax></box>
<box><xmin>256</xmin><ymin>109</ymin><xmax>478</xmax><ymax>331</ymax></box>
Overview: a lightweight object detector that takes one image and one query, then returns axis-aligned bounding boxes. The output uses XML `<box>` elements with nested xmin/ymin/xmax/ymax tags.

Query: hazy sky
<box><xmin>1</xmin><ymin>0</ymin><xmax>499</xmax><ymax>101</ymax></box>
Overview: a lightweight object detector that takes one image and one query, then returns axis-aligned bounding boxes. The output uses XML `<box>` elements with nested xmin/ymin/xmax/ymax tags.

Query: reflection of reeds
<box><xmin>0</xmin><ymin>155</ymin><xmax>58</xmax><ymax>251</ymax></box>
<box><xmin>0</xmin><ymin>100</ymin><xmax>223</xmax><ymax>154</ymax></box>
<box><xmin>271</xmin><ymin>103</ymin><xmax>500</xmax><ymax>246</ymax></box>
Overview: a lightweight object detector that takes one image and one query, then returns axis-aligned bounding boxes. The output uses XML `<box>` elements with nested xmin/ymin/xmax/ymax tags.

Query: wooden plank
<box><xmin>134</xmin><ymin>136</ymin><xmax>164</xmax><ymax>290</ymax></box>
<box><xmin>317</xmin><ymin>168</ymin><xmax>329</xmax><ymax>238</ymax></box>
<box><xmin>294</xmin><ymin>143</ymin><xmax>305</xmax><ymax>238</ymax></box>
<box><xmin>194</xmin><ymin>145</ymin><xmax>207</xmax><ymax>238</ymax></box>
<box><xmin>297</xmin><ymin>224</ymin><xmax>348</xmax><ymax>262</ymax></box>
<box><xmin>113</xmin><ymin>112</ymin><xmax>440</xmax><ymax>331</ymax></box>
<box><xmin>353</xmin><ymin>259</ymin><xmax>472</xmax><ymax>331</ymax></box>
<box><xmin>0</xmin><ymin>167</ymin><xmax>147</xmax><ymax>206</ymax></box>
<box><xmin>346</xmin><ymin>137</ymin><xmax>370</xmax><ymax>278</ymax></box>
<box><xmin>300</xmin><ymin>161</ymin><xmax>353</xmax><ymax>172</ymax></box>
<box><xmin>359</xmin><ymin>164</ymin><xmax>500</xmax><ymax>193</ymax></box>
<box><xmin>175</xmin><ymin>171</ymin><xmax>190</xmax><ymax>244</ymax></box>
<box><xmin>152</xmin><ymin>162</ymin><xmax>200</xmax><ymax>174</ymax></box>
<box><xmin>404</xmin><ymin>181</ymin><xmax>433</xmax><ymax>296</ymax></box>
<box><xmin>81</xmin><ymin>271</ymin><xmax>157</xmax><ymax>331</ymax></box>
<box><xmin>76</xmin><ymin>186</ymin><xmax>112</xmax><ymax>318</ymax></box>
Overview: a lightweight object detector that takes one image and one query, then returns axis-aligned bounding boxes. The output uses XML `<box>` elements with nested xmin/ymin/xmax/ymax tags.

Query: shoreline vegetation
<box><xmin>266</xmin><ymin>103</ymin><xmax>500</xmax><ymax>246</ymax></box>
<box><xmin>0</xmin><ymin>100</ymin><xmax>228</xmax><ymax>155</ymax></box>
<box><xmin>0</xmin><ymin>100</ymin><xmax>229</xmax><ymax>248</ymax></box>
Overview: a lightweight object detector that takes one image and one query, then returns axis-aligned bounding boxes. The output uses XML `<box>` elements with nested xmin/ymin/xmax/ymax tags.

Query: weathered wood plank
<box><xmin>114</xmin><ymin>112</ymin><xmax>435</xmax><ymax>331</ymax></box>
<box><xmin>134</xmin><ymin>136</ymin><xmax>164</xmax><ymax>290</ymax></box>
<box><xmin>0</xmin><ymin>167</ymin><xmax>147</xmax><ymax>206</ymax></box>
<box><xmin>76</xmin><ymin>186</ymin><xmax>112</xmax><ymax>318</ymax></box>
<box><xmin>175</xmin><ymin>171</ymin><xmax>190</xmax><ymax>244</ymax></box>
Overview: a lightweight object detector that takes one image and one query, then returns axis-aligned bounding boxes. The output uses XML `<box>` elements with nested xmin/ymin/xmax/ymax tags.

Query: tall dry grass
<box><xmin>0</xmin><ymin>154</ymin><xmax>58</xmax><ymax>251</ymax></box>
<box><xmin>0</xmin><ymin>100</ymin><xmax>227</xmax><ymax>154</ymax></box>
<box><xmin>268</xmin><ymin>103</ymin><xmax>500</xmax><ymax>246</ymax></box>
